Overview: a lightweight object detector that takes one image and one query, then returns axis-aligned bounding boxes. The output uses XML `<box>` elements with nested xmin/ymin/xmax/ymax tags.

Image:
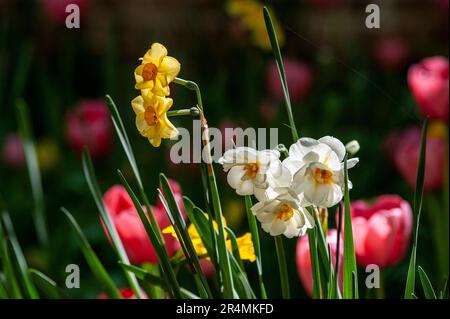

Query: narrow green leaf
<box><xmin>10</xmin><ymin>42</ymin><xmax>33</xmax><ymax>108</ymax></box>
<box><xmin>158</xmin><ymin>173</ymin><xmax>212</xmax><ymax>298</ymax></box>
<box><xmin>1</xmin><ymin>213</ymin><xmax>39</xmax><ymax>299</ymax></box>
<box><xmin>263</xmin><ymin>7</ymin><xmax>298</xmax><ymax>141</ymax></box>
<box><xmin>118</xmin><ymin>262</ymin><xmax>165</xmax><ymax>287</ymax></box>
<box><xmin>343</xmin><ymin>154</ymin><xmax>358</xmax><ymax>299</ymax></box>
<box><xmin>274</xmin><ymin>235</ymin><xmax>290</xmax><ymax>298</ymax></box>
<box><xmin>0</xmin><ymin>276</ymin><xmax>8</xmax><ymax>298</ymax></box>
<box><xmin>244</xmin><ymin>196</ymin><xmax>267</xmax><ymax>299</ymax></box>
<box><xmin>405</xmin><ymin>119</ymin><xmax>428</xmax><ymax>299</ymax></box>
<box><xmin>62</xmin><ymin>208</ymin><xmax>121</xmax><ymax>299</ymax></box>
<box><xmin>308</xmin><ymin>228</ymin><xmax>322</xmax><ymax>299</ymax></box>
<box><xmin>0</xmin><ymin>206</ymin><xmax>22</xmax><ymax>298</ymax></box>
<box><xmin>15</xmin><ymin>99</ymin><xmax>48</xmax><ymax>248</ymax></box>
<box><xmin>418</xmin><ymin>266</ymin><xmax>437</xmax><ymax>299</ymax></box>
<box><xmin>117</xmin><ymin>171</ymin><xmax>181</xmax><ymax>299</ymax></box>
<box><xmin>81</xmin><ymin>149</ymin><xmax>142</xmax><ymax>299</ymax></box>
<box><xmin>180</xmin><ymin>288</ymin><xmax>200</xmax><ymax>299</ymax></box>
<box><xmin>29</xmin><ymin>269</ymin><xmax>62</xmax><ymax>299</ymax></box>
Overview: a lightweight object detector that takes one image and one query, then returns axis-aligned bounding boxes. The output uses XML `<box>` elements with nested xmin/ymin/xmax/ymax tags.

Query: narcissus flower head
<box><xmin>131</xmin><ymin>94</ymin><xmax>178</xmax><ymax>147</ymax></box>
<box><xmin>218</xmin><ymin>147</ymin><xmax>291</xmax><ymax>200</ymax></box>
<box><xmin>134</xmin><ymin>43</ymin><xmax>180</xmax><ymax>97</ymax></box>
<box><xmin>285</xmin><ymin>136</ymin><xmax>358</xmax><ymax>208</ymax></box>
<box><xmin>251</xmin><ymin>192</ymin><xmax>314</xmax><ymax>238</ymax></box>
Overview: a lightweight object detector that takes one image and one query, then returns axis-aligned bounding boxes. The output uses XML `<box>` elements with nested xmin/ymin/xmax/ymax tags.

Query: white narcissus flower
<box><xmin>218</xmin><ymin>147</ymin><xmax>290</xmax><ymax>199</ymax></box>
<box><xmin>251</xmin><ymin>192</ymin><xmax>314</xmax><ymax>238</ymax></box>
<box><xmin>283</xmin><ymin>136</ymin><xmax>359</xmax><ymax>208</ymax></box>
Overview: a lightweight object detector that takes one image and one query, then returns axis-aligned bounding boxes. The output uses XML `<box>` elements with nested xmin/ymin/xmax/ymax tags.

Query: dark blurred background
<box><xmin>0</xmin><ymin>0</ymin><xmax>448</xmax><ymax>298</ymax></box>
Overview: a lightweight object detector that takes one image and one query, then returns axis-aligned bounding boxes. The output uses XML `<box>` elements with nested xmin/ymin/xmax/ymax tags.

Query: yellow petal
<box><xmin>143</xmin><ymin>43</ymin><xmax>168</xmax><ymax>66</ymax></box>
<box><xmin>159</xmin><ymin>56</ymin><xmax>181</xmax><ymax>83</ymax></box>
<box><xmin>135</xmin><ymin>114</ymin><xmax>148</xmax><ymax>134</ymax></box>
<box><xmin>236</xmin><ymin>233</ymin><xmax>256</xmax><ymax>262</ymax></box>
<box><xmin>152</xmin><ymin>77</ymin><xmax>170</xmax><ymax>96</ymax></box>
<box><xmin>131</xmin><ymin>96</ymin><xmax>145</xmax><ymax>114</ymax></box>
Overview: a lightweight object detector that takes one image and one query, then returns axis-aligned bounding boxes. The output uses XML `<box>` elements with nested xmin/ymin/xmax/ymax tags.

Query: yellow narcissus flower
<box><xmin>163</xmin><ymin>215</ymin><xmax>256</xmax><ymax>262</ymax></box>
<box><xmin>134</xmin><ymin>43</ymin><xmax>181</xmax><ymax>97</ymax></box>
<box><xmin>226</xmin><ymin>0</ymin><xmax>284</xmax><ymax>50</ymax></box>
<box><xmin>131</xmin><ymin>94</ymin><xmax>178</xmax><ymax>147</ymax></box>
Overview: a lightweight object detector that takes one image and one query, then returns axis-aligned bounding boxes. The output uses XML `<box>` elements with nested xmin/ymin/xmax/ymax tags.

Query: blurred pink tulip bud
<box><xmin>65</xmin><ymin>99</ymin><xmax>112</xmax><ymax>159</ymax></box>
<box><xmin>103</xmin><ymin>184</ymin><xmax>184</xmax><ymax>264</ymax></box>
<box><xmin>408</xmin><ymin>56</ymin><xmax>449</xmax><ymax>121</ymax></box>
<box><xmin>296</xmin><ymin>229</ymin><xmax>343</xmax><ymax>296</ymax></box>
<box><xmin>348</xmin><ymin>195</ymin><xmax>413</xmax><ymax>268</ymax></box>
<box><xmin>384</xmin><ymin>123</ymin><xmax>447</xmax><ymax>191</ymax></box>
<box><xmin>2</xmin><ymin>134</ymin><xmax>25</xmax><ymax>169</ymax></box>
<box><xmin>41</xmin><ymin>0</ymin><xmax>88</xmax><ymax>24</ymax></box>
<box><xmin>199</xmin><ymin>259</ymin><xmax>216</xmax><ymax>278</ymax></box>
<box><xmin>373</xmin><ymin>36</ymin><xmax>410</xmax><ymax>72</ymax></box>
<box><xmin>97</xmin><ymin>288</ymin><xmax>148</xmax><ymax>299</ymax></box>
<box><xmin>266</xmin><ymin>58</ymin><xmax>313</xmax><ymax>104</ymax></box>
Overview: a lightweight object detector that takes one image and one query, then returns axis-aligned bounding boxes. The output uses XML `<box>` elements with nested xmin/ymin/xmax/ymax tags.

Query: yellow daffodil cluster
<box><xmin>163</xmin><ymin>215</ymin><xmax>256</xmax><ymax>263</ymax></box>
<box><xmin>132</xmin><ymin>43</ymin><xmax>181</xmax><ymax>147</ymax></box>
<box><xmin>226</xmin><ymin>0</ymin><xmax>284</xmax><ymax>51</ymax></box>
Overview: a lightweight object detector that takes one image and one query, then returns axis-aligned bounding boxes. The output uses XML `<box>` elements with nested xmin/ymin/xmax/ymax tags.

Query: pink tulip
<box><xmin>103</xmin><ymin>182</ymin><xmax>185</xmax><ymax>265</ymax></box>
<box><xmin>373</xmin><ymin>36</ymin><xmax>410</xmax><ymax>72</ymax></box>
<box><xmin>266</xmin><ymin>58</ymin><xmax>313</xmax><ymax>104</ymax></box>
<box><xmin>41</xmin><ymin>0</ymin><xmax>88</xmax><ymax>24</ymax></box>
<box><xmin>2</xmin><ymin>134</ymin><xmax>24</xmax><ymax>169</ymax></box>
<box><xmin>65</xmin><ymin>99</ymin><xmax>112</xmax><ymax>159</ymax></box>
<box><xmin>408</xmin><ymin>56</ymin><xmax>449</xmax><ymax>121</ymax></box>
<box><xmin>348</xmin><ymin>195</ymin><xmax>413</xmax><ymax>268</ymax></box>
<box><xmin>296</xmin><ymin>229</ymin><xmax>343</xmax><ymax>296</ymax></box>
<box><xmin>384</xmin><ymin>125</ymin><xmax>446</xmax><ymax>191</ymax></box>
<box><xmin>97</xmin><ymin>288</ymin><xmax>148</xmax><ymax>299</ymax></box>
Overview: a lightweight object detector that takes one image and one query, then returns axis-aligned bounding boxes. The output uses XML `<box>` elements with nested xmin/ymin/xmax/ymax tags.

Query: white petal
<box><xmin>227</xmin><ymin>165</ymin><xmax>246</xmax><ymax>190</ymax></box>
<box><xmin>236</xmin><ymin>179</ymin><xmax>254</xmax><ymax>195</ymax></box>
<box><xmin>319</xmin><ymin>136</ymin><xmax>346</xmax><ymax>162</ymax></box>
<box><xmin>270</xmin><ymin>220</ymin><xmax>286</xmax><ymax>236</ymax></box>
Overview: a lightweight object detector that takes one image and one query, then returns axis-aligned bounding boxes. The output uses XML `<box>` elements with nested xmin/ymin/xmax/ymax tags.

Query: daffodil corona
<box><xmin>131</xmin><ymin>94</ymin><xmax>178</xmax><ymax>147</ymax></box>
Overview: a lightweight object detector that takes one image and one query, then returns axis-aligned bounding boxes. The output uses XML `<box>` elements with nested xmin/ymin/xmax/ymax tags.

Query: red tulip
<box><xmin>97</xmin><ymin>288</ymin><xmax>148</xmax><ymax>299</ymax></box>
<box><xmin>65</xmin><ymin>99</ymin><xmax>112</xmax><ymax>159</ymax></box>
<box><xmin>2</xmin><ymin>134</ymin><xmax>24</xmax><ymax>169</ymax></box>
<box><xmin>373</xmin><ymin>36</ymin><xmax>410</xmax><ymax>72</ymax></box>
<box><xmin>266</xmin><ymin>58</ymin><xmax>313</xmax><ymax>104</ymax></box>
<box><xmin>103</xmin><ymin>184</ymin><xmax>184</xmax><ymax>264</ymax></box>
<box><xmin>348</xmin><ymin>195</ymin><xmax>413</xmax><ymax>268</ymax></box>
<box><xmin>296</xmin><ymin>229</ymin><xmax>343</xmax><ymax>296</ymax></box>
<box><xmin>200</xmin><ymin>259</ymin><xmax>216</xmax><ymax>278</ymax></box>
<box><xmin>384</xmin><ymin>124</ymin><xmax>447</xmax><ymax>191</ymax></box>
<box><xmin>41</xmin><ymin>0</ymin><xmax>88</xmax><ymax>24</ymax></box>
<box><xmin>408</xmin><ymin>56</ymin><xmax>449</xmax><ymax>121</ymax></box>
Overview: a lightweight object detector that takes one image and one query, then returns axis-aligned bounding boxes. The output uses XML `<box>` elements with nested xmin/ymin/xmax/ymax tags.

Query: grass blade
<box><xmin>263</xmin><ymin>6</ymin><xmax>298</xmax><ymax>141</ymax></box>
<box><xmin>81</xmin><ymin>149</ymin><xmax>142</xmax><ymax>299</ymax></box>
<box><xmin>404</xmin><ymin>119</ymin><xmax>428</xmax><ymax>299</ymax></box>
<box><xmin>15</xmin><ymin>99</ymin><xmax>48</xmax><ymax>248</ymax></box>
<box><xmin>342</xmin><ymin>154</ymin><xmax>358</xmax><ymax>299</ymax></box>
<box><xmin>274</xmin><ymin>235</ymin><xmax>290</xmax><ymax>298</ymax></box>
<box><xmin>118</xmin><ymin>262</ymin><xmax>165</xmax><ymax>287</ymax></box>
<box><xmin>418</xmin><ymin>266</ymin><xmax>437</xmax><ymax>299</ymax></box>
<box><xmin>1</xmin><ymin>213</ymin><xmax>39</xmax><ymax>299</ymax></box>
<box><xmin>62</xmin><ymin>208</ymin><xmax>121</xmax><ymax>299</ymax></box>
<box><xmin>29</xmin><ymin>269</ymin><xmax>63</xmax><ymax>299</ymax></box>
<box><xmin>308</xmin><ymin>228</ymin><xmax>322</xmax><ymax>299</ymax></box>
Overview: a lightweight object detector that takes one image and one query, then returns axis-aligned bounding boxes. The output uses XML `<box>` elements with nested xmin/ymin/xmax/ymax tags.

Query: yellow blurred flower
<box><xmin>134</xmin><ymin>43</ymin><xmax>181</xmax><ymax>97</ymax></box>
<box><xmin>131</xmin><ymin>94</ymin><xmax>178</xmax><ymax>147</ymax></box>
<box><xmin>226</xmin><ymin>0</ymin><xmax>284</xmax><ymax>50</ymax></box>
<box><xmin>163</xmin><ymin>215</ymin><xmax>256</xmax><ymax>263</ymax></box>
<box><xmin>36</xmin><ymin>138</ymin><xmax>59</xmax><ymax>171</ymax></box>
<box><xmin>428</xmin><ymin>120</ymin><xmax>448</xmax><ymax>140</ymax></box>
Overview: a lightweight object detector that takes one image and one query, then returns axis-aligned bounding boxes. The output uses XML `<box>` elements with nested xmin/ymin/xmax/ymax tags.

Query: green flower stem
<box><xmin>174</xmin><ymin>77</ymin><xmax>234</xmax><ymax>298</ymax></box>
<box><xmin>167</xmin><ymin>108</ymin><xmax>200</xmax><ymax>117</ymax></box>
<box><xmin>245</xmin><ymin>196</ymin><xmax>267</xmax><ymax>299</ymax></box>
<box><xmin>274</xmin><ymin>235</ymin><xmax>290</xmax><ymax>298</ymax></box>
